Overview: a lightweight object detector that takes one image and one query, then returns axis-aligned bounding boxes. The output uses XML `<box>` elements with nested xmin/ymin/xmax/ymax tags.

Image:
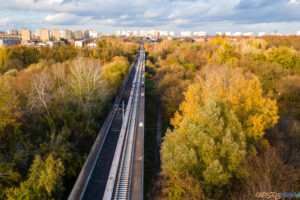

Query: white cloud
<box><xmin>144</xmin><ymin>9</ymin><xmax>162</xmax><ymax>18</ymax></box>
<box><xmin>120</xmin><ymin>15</ymin><xmax>128</xmax><ymax>20</ymax></box>
<box><xmin>0</xmin><ymin>0</ymin><xmax>298</xmax><ymax>34</ymax></box>
<box><xmin>45</xmin><ymin>13</ymin><xmax>91</xmax><ymax>25</ymax></box>
<box><xmin>289</xmin><ymin>0</ymin><xmax>300</xmax><ymax>4</ymax></box>
<box><xmin>103</xmin><ymin>18</ymin><xmax>115</xmax><ymax>24</ymax></box>
<box><xmin>0</xmin><ymin>18</ymin><xmax>10</xmax><ymax>25</ymax></box>
<box><xmin>45</xmin><ymin>13</ymin><xmax>75</xmax><ymax>24</ymax></box>
<box><xmin>173</xmin><ymin>19</ymin><xmax>187</xmax><ymax>25</ymax></box>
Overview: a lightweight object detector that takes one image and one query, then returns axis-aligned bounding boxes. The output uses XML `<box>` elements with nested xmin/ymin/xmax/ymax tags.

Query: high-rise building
<box><xmin>233</xmin><ymin>32</ymin><xmax>242</xmax><ymax>37</ymax></box>
<box><xmin>63</xmin><ymin>30</ymin><xmax>72</xmax><ymax>40</ymax></box>
<box><xmin>225</xmin><ymin>32</ymin><xmax>232</xmax><ymax>36</ymax></box>
<box><xmin>181</xmin><ymin>31</ymin><xmax>191</xmax><ymax>37</ymax></box>
<box><xmin>216</xmin><ymin>32</ymin><xmax>223</xmax><ymax>36</ymax></box>
<box><xmin>194</xmin><ymin>31</ymin><xmax>206</xmax><ymax>36</ymax></box>
<box><xmin>52</xmin><ymin>29</ymin><xmax>60</xmax><ymax>41</ymax></box>
<box><xmin>150</xmin><ymin>29</ymin><xmax>160</xmax><ymax>37</ymax></box>
<box><xmin>140</xmin><ymin>30</ymin><xmax>147</xmax><ymax>36</ymax></box>
<box><xmin>89</xmin><ymin>30</ymin><xmax>98</xmax><ymax>39</ymax></box>
<box><xmin>21</xmin><ymin>29</ymin><xmax>31</xmax><ymax>43</ymax></box>
<box><xmin>133</xmin><ymin>30</ymin><xmax>139</xmax><ymax>36</ymax></box>
<box><xmin>40</xmin><ymin>29</ymin><xmax>50</xmax><ymax>42</ymax></box>
<box><xmin>83</xmin><ymin>30</ymin><xmax>90</xmax><ymax>39</ymax></box>
<box><xmin>160</xmin><ymin>31</ymin><xmax>168</xmax><ymax>37</ymax></box>
<box><xmin>243</xmin><ymin>32</ymin><xmax>254</xmax><ymax>36</ymax></box>
<box><xmin>74</xmin><ymin>30</ymin><xmax>83</xmax><ymax>40</ymax></box>
<box><xmin>7</xmin><ymin>29</ymin><xmax>19</xmax><ymax>35</ymax></box>
<box><xmin>125</xmin><ymin>31</ymin><xmax>132</xmax><ymax>36</ymax></box>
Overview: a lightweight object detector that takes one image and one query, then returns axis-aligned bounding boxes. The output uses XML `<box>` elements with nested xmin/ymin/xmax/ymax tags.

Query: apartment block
<box><xmin>258</xmin><ymin>32</ymin><xmax>266</xmax><ymax>37</ymax></box>
<box><xmin>225</xmin><ymin>32</ymin><xmax>232</xmax><ymax>36</ymax></box>
<box><xmin>89</xmin><ymin>30</ymin><xmax>98</xmax><ymax>39</ymax></box>
<box><xmin>233</xmin><ymin>32</ymin><xmax>242</xmax><ymax>37</ymax></box>
<box><xmin>194</xmin><ymin>31</ymin><xmax>206</xmax><ymax>36</ymax></box>
<box><xmin>64</xmin><ymin>30</ymin><xmax>72</xmax><ymax>40</ymax></box>
<box><xmin>150</xmin><ymin>29</ymin><xmax>160</xmax><ymax>37</ymax></box>
<box><xmin>216</xmin><ymin>32</ymin><xmax>223</xmax><ymax>36</ymax></box>
<box><xmin>21</xmin><ymin>29</ymin><xmax>31</xmax><ymax>43</ymax></box>
<box><xmin>160</xmin><ymin>31</ymin><xmax>168</xmax><ymax>37</ymax></box>
<box><xmin>75</xmin><ymin>30</ymin><xmax>83</xmax><ymax>40</ymax></box>
<box><xmin>243</xmin><ymin>32</ymin><xmax>254</xmax><ymax>36</ymax></box>
<box><xmin>133</xmin><ymin>30</ymin><xmax>139</xmax><ymax>36</ymax></box>
<box><xmin>140</xmin><ymin>30</ymin><xmax>147</xmax><ymax>36</ymax></box>
<box><xmin>169</xmin><ymin>31</ymin><xmax>175</xmax><ymax>36</ymax></box>
<box><xmin>181</xmin><ymin>31</ymin><xmax>191</xmax><ymax>37</ymax></box>
<box><xmin>40</xmin><ymin>29</ymin><xmax>50</xmax><ymax>42</ymax></box>
<box><xmin>52</xmin><ymin>29</ymin><xmax>60</xmax><ymax>41</ymax></box>
<box><xmin>83</xmin><ymin>30</ymin><xmax>90</xmax><ymax>39</ymax></box>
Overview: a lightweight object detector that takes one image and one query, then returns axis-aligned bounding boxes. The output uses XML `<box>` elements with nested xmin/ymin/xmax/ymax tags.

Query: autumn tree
<box><xmin>68</xmin><ymin>58</ymin><xmax>105</xmax><ymax>112</ymax></box>
<box><xmin>0</xmin><ymin>76</ymin><xmax>18</xmax><ymax>139</ymax></box>
<box><xmin>172</xmin><ymin>66</ymin><xmax>278</xmax><ymax>145</ymax></box>
<box><xmin>267</xmin><ymin>46</ymin><xmax>297</xmax><ymax>69</ymax></box>
<box><xmin>102</xmin><ymin>56</ymin><xmax>130</xmax><ymax>94</ymax></box>
<box><xmin>0</xmin><ymin>38</ymin><xmax>139</xmax><ymax>200</ymax></box>
<box><xmin>228</xmin><ymin>147</ymin><xmax>299</xmax><ymax>200</ymax></box>
<box><xmin>6</xmin><ymin>154</ymin><xmax>64</xmax><ymax>200</ymax></box>
<box><xmin>0</xmin><ymin>158</ymin><xmax>20</xmax><ymax>199</ymax></box>
<box><xmin>0</xmin><ymin>45</ymin><xmax>12</xmax><ymax>73</ymax></box>
<box><xmin>161</xmin><ymin>97</ymin><xmax>247</xmax><ymax>199</ymax></box>
<box><xmin>161</xmin><ymin>66</ymin><xmax>279</xmax><ymax>199</ymax></box>
<box><xmin>155</xmin><ymin>64</ymin><xmax>193</xmax><ymax>120</ymax></box>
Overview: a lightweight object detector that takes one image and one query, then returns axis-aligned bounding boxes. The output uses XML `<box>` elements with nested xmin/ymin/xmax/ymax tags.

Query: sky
<box><xmin>0</xmin><ymin>0</ymin><xmax>299</xmax><ymax>35</ymax></box>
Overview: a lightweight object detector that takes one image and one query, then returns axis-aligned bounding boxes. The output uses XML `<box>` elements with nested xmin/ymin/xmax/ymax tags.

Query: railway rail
<box><xmin>68</xmin><ymin>46</ymin><xmax>145</xmax><ymax>200</ymax></box>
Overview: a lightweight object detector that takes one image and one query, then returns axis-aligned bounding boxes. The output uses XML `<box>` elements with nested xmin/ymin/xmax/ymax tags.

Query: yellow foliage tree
<box><xmin>0</xmin><ymin>76</ymin><xmax>18</xmax><ymax>139</ymax></box>
<box><xmin>172</xmin><ymin>66</ymin><xmax>279</xmax><ymax>144</ymax></box>
<box><xmin>161</xmin><ymin>66</ymin><xmax>279</xmax><ymax>199</ymax></box>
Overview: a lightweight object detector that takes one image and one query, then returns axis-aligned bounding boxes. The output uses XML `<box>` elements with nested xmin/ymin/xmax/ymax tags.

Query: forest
<box><xmin>144</xmin><ymin>36</ymin><xmax>300</xmax><ymax>199</ymax></box>
<box><xmin>1</xmin><ymin>35</ymin><xmax>299</xmax><ymax>200</ymax></box>
<box><xmin>0</xmin><ymin>37</ymin><xmax>138</xmax><ymax>199</ymax></box>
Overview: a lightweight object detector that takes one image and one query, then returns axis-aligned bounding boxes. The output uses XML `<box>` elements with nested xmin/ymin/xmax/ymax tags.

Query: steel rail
<box><xmin>103</xmin><ymin>49</ymin><xmax>144</xmax><ymax>200</ymax></box>
<box><xmin>68</xmin><ymin>51</ymin><xmax>140</xmax><ymax>200</ymax></box>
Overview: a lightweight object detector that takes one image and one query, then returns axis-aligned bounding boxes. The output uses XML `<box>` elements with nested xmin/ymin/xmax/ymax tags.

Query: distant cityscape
<box><xmin>0</xmin><ymin>28</ymin><xmax>300</xmax><ymax>49</ymax></box>
<box><xmin>0</xmin><ymin>28</ymin><xmax>101</xmax><ymax>48</ymax></box>
<box><xmin>116</xmin><ymin>29</ymin><xmax>300</xmax><ymax>37</ymax></box>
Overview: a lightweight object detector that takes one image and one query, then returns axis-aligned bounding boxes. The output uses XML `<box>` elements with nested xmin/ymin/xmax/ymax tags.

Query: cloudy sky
<box><xmin>0</xmin><ymin>0</ymin><xmax>299</xmax><ymax>35</ymax></box>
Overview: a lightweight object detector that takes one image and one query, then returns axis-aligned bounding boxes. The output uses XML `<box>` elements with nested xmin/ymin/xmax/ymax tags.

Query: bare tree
<box><xmin>28</xmin><ymin>71</ymin><xmax>53</xmax><ymax>115</ymax></box>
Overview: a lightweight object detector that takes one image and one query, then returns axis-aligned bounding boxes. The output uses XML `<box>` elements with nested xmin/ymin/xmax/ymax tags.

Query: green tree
<box><xmin>172</xmin><ymin>66</ymin><xmax>278</xmax><ymax>144</ymax></box>
<box><xmin>0</xmin><ymin>45</ymin><xmax>12</xmax><ymax>73</ymax></box>
<box><xmin>102</xmin><ymin>56</ymin><xmax>130</xmax><ymax>94</ymax></box>
<box><xmin>68</xmin><ymin>58</ymin><xmax>104</xmax><ymax>112</ymax></box>
<box><xmin>161</xmin><ymin>97</ymin><xmax>246</xmax><ymax>199</ymax></box>
<box><xmin>267</xmin><ymin>47</ymin><xmax>297</xmax><ymax>69</ymax></box>
<box><xmin>0</xmin><ymin>159</ymin><xmax>20</xmax><ymax>200</ymax></box>
<box><xmin>160</xmin><ymin>66</ymin><xmax>279</xmax><ymax>199</ymax></box>
<box><xmin>155</xmin><ymin>64</ymin><xmax>193</xmax><ymax>120</ymax></box>
<box><xmin>0</xmin><ymin>76</ymin><xmax>18</xmax><ymax>139</ymax></box>
<box><xmin>6</xmin><ymin>154</ymin><xmax>64</xmax><ymax>200</ymax></box>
